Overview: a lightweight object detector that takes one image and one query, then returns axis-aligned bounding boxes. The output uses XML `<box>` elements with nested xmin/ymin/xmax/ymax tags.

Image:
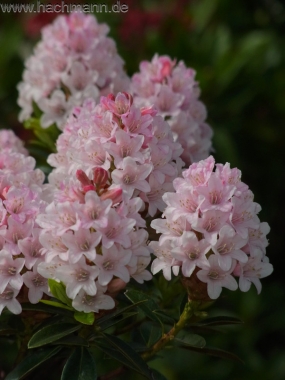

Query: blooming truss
<box><xmin>132</xmin><ymin>54</ymin><xmax>213</xmax><ymax>166</ymax></box>
<box><xmin>0</xmin><ymin>11</ymin><xmax>274</xmax><ymax>380</ymax></box>
<box><xmin>150</xmin><ymin>156</ymin><xmax>273</xmax><ymax>300</ymax></box>
<box><xmin>18</xmin><ymin>12</ymin><xmax>129</xmax><ymax>129</ymax></box>
<box><xmin>0</xmin><ymin>130</ymin><xmax>47</xmax><ymax>315</ymax></box>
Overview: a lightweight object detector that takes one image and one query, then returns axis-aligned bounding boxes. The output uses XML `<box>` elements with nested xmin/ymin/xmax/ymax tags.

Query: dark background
<box><xmin>0</xmin><ymin>0</ymin><xmax>285</xmax><ymax>378</ymax></box>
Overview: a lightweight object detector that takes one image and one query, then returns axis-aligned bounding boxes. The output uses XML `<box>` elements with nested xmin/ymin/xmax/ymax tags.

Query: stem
<box><xmin>142</xmin><ymin>300</ymin><xmax>199</xmax><ymax>361</ymax></box>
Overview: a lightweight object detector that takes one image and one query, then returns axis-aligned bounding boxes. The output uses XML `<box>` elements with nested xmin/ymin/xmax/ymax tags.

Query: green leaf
<box><xmin>180</xmin><ymin>345</ymin><xmax>244</xmax><ymax>363</ymax></box>
<box><xmin>48</xmin><ymin>279</ymin><xmax>72</xmax><ymax>307</ymax></box>
<box><xmin>28</xmin><ymin>322</ymin><xmax>81</xmax><ymax>348</ymax></box>
<box><xmin>140</xmin><ymin>322</ymin><xmax>162</xmax><ymax>348</ymax></box>
<box><xmin>96</xmin><ymin>334</ymin><xmax>152</xmax><ymax>379</ymax></box>
<box><xmin>150</xmin><ymin>369</ymin><xmax>168</xmax><ymax>380</ymax></box>
<box><xmin>23</xmin><ymin>117</ymin><xmax>60</xmax><ymax>152</ymax></box>
<box><xmin>21</xmin><ymin>302</ymin><xmax>73</xmax><ymax>316</ymax></box>
<box><xmin>198</xmin><ymin>316</ymin><xmax>243</xmax><ymax>326</ymax></box>
<box><xmin>175</xmin><ymin>331</ymin><xmax>206</xmax><ymax>349</ymax></box>
<box><xmin>74</xmin><ymin>311</ymin><xmax>95</xmax><ymax>325</ymax></box>
<box><xmin>52</xmin><ymin>335</ymin><xmax>89</xmax><ymax>347</ymax></box>
<box><xmin>100</xmin><ymin>312</ymin><xmax>138</xmax><ymax>332</ymax></box>
<box><xmin>41</xmin><ymin>300</ymin><xmax>73</xmax><ymax>311</ymax></box>
<box><xmin>5</xmin><ymin>346</ymin><xmax>62</xmax><ymax>380</ymax></box>
<box><xmin>96</xmin><ymin>300</ymin><xmax>146</xmax><ymax>330</ymax></box>
<box><xmin>125</xmin><ymin>290</ymin><xmax>162</xmax><ymax>325</ymax></box>
<box><xmin>61</xmin><ymin>347</ymin><xmax>97</xmax><ymax>380</ymax></box>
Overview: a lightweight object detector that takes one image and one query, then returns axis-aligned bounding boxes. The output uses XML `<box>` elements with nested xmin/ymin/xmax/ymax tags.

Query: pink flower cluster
<box><xmin>0</xmin><ymin>132</ymin><xmax>48</xmax><ymax>315</ymax></box>
<box><xmin>131</xmin><ymin>54</ymin><xmax>213</xmax><ymax>166</ymax></box>
<box><xmin>34</xmin><ymin>91</ymin><xmax>184</xmax><ymax>313</ymax></box>
<box><xmin>47</xmin><ymin>92</ymin><xmax>183</xmax><ymax>217</ymax></box>
<box><xmin>0</xmin><ymin>129</ymin><xmax>28</xmax><ymax>156</ymax></box>
<box><xmin>150</xmin><ymin>156</ymin><xmax>273</xmax><ymax>299</ymax></box>
<box><xmin>18</xmin><ymin>11</ymin><xmax>129</xmax><ymax>130</ymax></box>
<box><xmin>36</xmin><ymin>169</ymin><xmax>152</xmax><ymax>314</ymax></box>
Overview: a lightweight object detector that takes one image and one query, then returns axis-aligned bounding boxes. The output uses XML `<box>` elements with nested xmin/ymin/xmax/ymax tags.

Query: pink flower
<box><xmin>172</xmin><ymin>232</ymin><xmax>210</xmax><ymax>277</ymax></box>
<box><xmin>72</xmin><ymin>283</ymin><xmax>115</xmax><ymax>313</ymax></box>
<box><xmin>196</xmin><ymin>255</ymin><xmax>238</xmax><ymax>299</ymax></box>
<box><xmin>0</xmin><ymin>286</ymin><xmax>21</xmax><ymax>315</ymax></box>
<box><xmin>56</xmin><ymin>258</ymin><xmax>99</xmax><ymax>299</ymax></box>
<box><xmin>62</xmin><ymin>229</ymin><xmax>101</xmax><ymax>264</ymax></box>
<box><xmin>234</xmin><ymin>251</ymin><xmax>273</xmax><ymax>294</ymax></box>
<box><xmin>0</xmin><ymin>251</ymin><xmax>25</xmax><ymax>293</ymax></box>
<box><xmin>95</xmin><ymin>244</ymin><xmax>132</xmax><ymax>286</ymax></box>
<box><xmin>150</xmin><ymin>240</ymin><xmax>180</xmax><ymax>281</ymax></box>
<box><xmin>22</xmin><ymin>266</ymin><xmax>49</xmax><ymax>304</ymax></box>
<box><xmin>98</xmin><ymin>209</ymin><xmax>135</xmax><ymax>249</ymax></box>
<box><xmin>112</xmin><ymin>157</ymin><xmax>152</xmax><ymax>198</ymax></box>
<box><xmin>211</xmin><ymin>225</ymin><xmax>248</xmax><ymax>271</ymax></box>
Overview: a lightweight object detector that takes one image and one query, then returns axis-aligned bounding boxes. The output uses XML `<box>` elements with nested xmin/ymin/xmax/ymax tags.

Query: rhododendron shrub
<box><xmin>0</xmin><ymin>11</ymin><xmax>273</xmax><ymax>380</ymax></box>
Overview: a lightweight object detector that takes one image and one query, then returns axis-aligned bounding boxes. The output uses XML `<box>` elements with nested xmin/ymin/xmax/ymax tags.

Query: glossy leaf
<box><xmin>198</xmin><ymin>316</ymin><xmax>243</xmax><ymax>326</ymax></box>
<box><xmin>150</xmin><ymin>369</ymin><xmax>168</xmax><ymax>380</ymax></box>
<box><xmin>96</xmin><ymin>300</ymin><xmax>146</xmax><ymax>329</ymax></box>
<box><xmin>28</xmin><ymin>322</ymin><xmax>81</xmax><ymax>348</ymax></box>
<box><xmin>96</xmin><ymin>333</ymin><xmax>152</xmax><ymax>379</ymax></box>
<box><xmin>140</xmin><ymin>322</ymin><xmax>162</xmax><ymax>348</ymax></box>
<box><xmin>52</xmin><ymin>335</ymin><xmax>89</xmax><ymax>347</ymax></box>
<box><xmin>74</xmin><ymin>311</ymin><xmax>95</xmax><ymax>325</ymax></box>
<box><xmin>21</xmin><ymin>302</ymin><xmax>73</xmax><ymax>316</ymax></box>
<box><xmin>125</xmin><ymin>290</ymin><xmax>161</xmax><ymax>325</ymax></box>
<box><xmin>175</xmin><ymin>332</ymin><xmax>206</xmax><ymax>348</ymax></box>
<box><xmin>5</xmin><ymin>346</ymin><xmax>62</xmax><ymax>380</ymax></box>
<box><xmin>48</xmin><ymin>279</ymin><xmax>72</xmax><ymax>307</ymax></box>
<box><xmin>41</xmin><ymin>300</ymin><xmax>73</xmax><ymax>311</ymax></box>
<box><xmin>180</xmin><ymin>345</ymin><xmax>244</xmax><ymax>363</ymax></box>
<box><xmin>98</xmin><ymin>312</ymin><xmax>138</xmax><ymax>332</ymax></box>
<box><xmin>61</xmin><ymin>347</ymin><xmax>97</xmax><ymax>380</ymax></box>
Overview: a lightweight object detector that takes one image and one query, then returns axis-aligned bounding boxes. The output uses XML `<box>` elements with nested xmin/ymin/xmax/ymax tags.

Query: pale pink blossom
<box><xmin>22</xmin><ymin>266</ymin><xmax>49</xmax><ymax>304</ymax></box>
<box><xmin>0</xmin><ymin>251</ymin><xmax>25</xmax><ymax>293</ymax></box>
<box><xmin>72</xmin><ymin>284</ymin><xmax>115</xmax><ymax>313</ymax></box>
<box><xmin>56</xmin><ymin>258</ymin><xmax>99</xmax><ymax>299</ymax></box>
<box><xmin>95</xmin><ymin>244</ymin><xmax>132</xmax><ymax>286</ymax></box>
<box><xmin>0</xmin><ymin>286</ymin><xmax>21</xmax><ymax>315</ymax></box>
<box><xmin>112</xmin><ymin>157</ymin><xmax>153</xmax><ymax>198</ymax></box>
<box><xmin>196</xmin><ymin>255</ymin><xmax>238</xmax><ymax>299</ymax></box>
<box><xmin>172</xmin><ymin>232</ymin><xmax>210</xmax><ymax>277</ymax></box>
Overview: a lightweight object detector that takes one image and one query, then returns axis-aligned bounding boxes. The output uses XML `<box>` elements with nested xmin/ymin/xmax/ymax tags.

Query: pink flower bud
<box><xmin>141</xmin><ymin>106</ymin><xmax>157</xmax><ymax>116</ymax></box>
<box><xmin>83</xmin><ymin>185</ymin><xmax>96</xmax><ymax>193</ymax></box>
<box><xmin>76</xmin><ymin>170</ymin><xmax>91</xmax><ymax>187</ymax></box>
<box><xmin>100</xmin><ymin>187</ymin><xmax>122</xmax><ymax>205</ymax></box>
<box><xmin>107</xmin><ymin>278</ymin><xmax>127</xmax><ymax>294</ymax></box>
<box><xmin>121</xmin><ymin>92</ymin><xmax>133</xmax><ymax>106</ymax></box>
<box><xmin>1</xmin><ymin>186</ymin><xmax>10</xmax><ymax>200</ymax></box>
<box><xmin>159</xmin><ymin>56</ymin><xmax>175</xmax><ymax>79</ymax></box>
<box><xmin>93</xmin><ymin>167</ymin><xmax>109</xmax><ymax>187</ymax></box>
<box><xmin>107</xmin><ymin>93</ymin><xmax>115</xmax><ymax>101</ymax></box>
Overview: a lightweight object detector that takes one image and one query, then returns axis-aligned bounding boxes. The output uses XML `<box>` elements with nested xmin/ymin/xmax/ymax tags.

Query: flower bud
<box><xmin>83</xmin><ymin>185</ymin><xmax>96</xmax><ymax>193</ymax></box>
<box><xmin>93</xmin><ymin>167</ymin><xmax>109</xmax><ymax>187</ymax></box>
<box><xmin>100</xmin><ymin>187</ymin><xmax>122</xmax><ymax>205</ymax></box>
<box><xmin>76</xmin><ymin>170</ymin><xmax>91</xmax><ymax>187</ymax></box>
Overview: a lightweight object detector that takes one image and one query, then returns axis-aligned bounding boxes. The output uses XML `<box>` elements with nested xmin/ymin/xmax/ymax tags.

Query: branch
<box><xmin>141</xmin><ymin>300</ymin><xmax>200</xmax><ymax>361</ymax></box>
